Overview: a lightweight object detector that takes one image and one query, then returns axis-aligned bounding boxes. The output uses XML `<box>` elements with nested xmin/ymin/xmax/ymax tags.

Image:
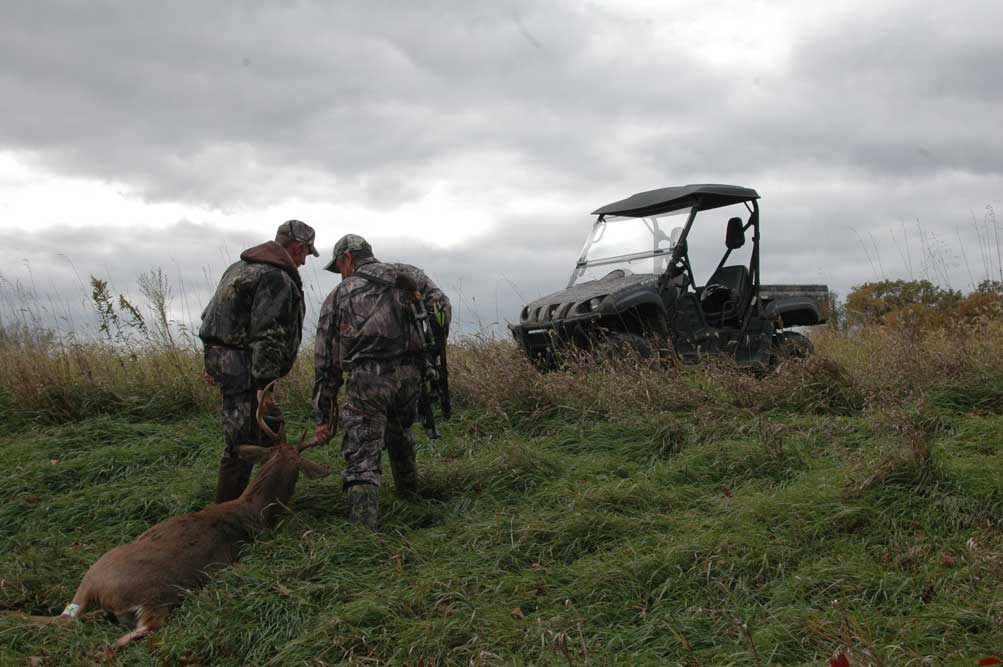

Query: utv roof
<box><xmin>592</xmin><ymin>184</ymin><xmax>759</xmax><ymax>218</ymax></box>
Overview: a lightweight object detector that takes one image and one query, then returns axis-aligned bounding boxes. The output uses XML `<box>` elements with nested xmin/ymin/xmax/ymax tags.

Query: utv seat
<box><xmin>700</xmin><ymin>264</ymin><xmax>752</xmax><ymax>328</ymax></box>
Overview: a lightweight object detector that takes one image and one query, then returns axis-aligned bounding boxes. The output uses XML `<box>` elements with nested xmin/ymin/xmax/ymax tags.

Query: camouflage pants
<box><xmin>341</xmin><ymin>359</ymin><xmax>420</xmax><ymax>493</ymax></box>
<box><xmin>204</xmin><ymin>346</ymin><xmax>284</xmax><ymax>503</ymax></box>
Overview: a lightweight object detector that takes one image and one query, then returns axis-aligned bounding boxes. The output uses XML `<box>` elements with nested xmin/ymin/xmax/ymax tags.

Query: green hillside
<box><xmin>3</xmin><ymin>331</ymin><xmax>1003</xmax><ymax>666</ymax></box>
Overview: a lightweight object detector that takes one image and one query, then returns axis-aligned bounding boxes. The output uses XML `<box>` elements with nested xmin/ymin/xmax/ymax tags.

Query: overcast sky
<box><xmin>1</xmin><ymin>0</ymin><xmax>1001</xmax><ymax>339</ymax></box>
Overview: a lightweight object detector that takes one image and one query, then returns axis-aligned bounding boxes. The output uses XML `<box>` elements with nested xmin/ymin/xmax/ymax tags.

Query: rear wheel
<box><xmin>772</xmin><ymin>331</ymin><xmax>813</xmax><ymax>361</ymax></box>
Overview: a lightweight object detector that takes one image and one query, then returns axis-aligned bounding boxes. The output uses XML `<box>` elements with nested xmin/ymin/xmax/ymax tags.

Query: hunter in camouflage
<box><xmin>313</xmin><ymin>234</ymin><xmax>451</xmax><ymax>530</ymax></box>
<box><xmin>200</xmin><ymin>220</ymin><xmax>318</xmax><ymax>502</ymax></box>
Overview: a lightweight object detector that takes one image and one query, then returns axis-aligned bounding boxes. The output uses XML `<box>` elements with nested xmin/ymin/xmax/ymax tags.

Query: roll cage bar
<box><xmin>661</xmin><ymin>197</ymin><xmax>762</xmax><ymax>334</ymax></box>
<box><xmin>587</xmin><ymin>195</ymin><xmax>763</xmax><ymax>335</ymax></box>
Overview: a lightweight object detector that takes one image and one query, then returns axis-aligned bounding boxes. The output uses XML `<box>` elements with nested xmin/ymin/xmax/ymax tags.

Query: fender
<box><xmin>610</xmin><ymin>291</ymin><xmax>668</xmax><ymax>316</ymax></box>
<box><xmin>762</xmin><ymin>297</ymin><xmax>821</xmax><ymax>327</ymax></box>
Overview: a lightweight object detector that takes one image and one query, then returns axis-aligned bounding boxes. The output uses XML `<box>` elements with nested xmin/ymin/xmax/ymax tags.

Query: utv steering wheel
<box><xmin>665</xmin><ymin>241</ymin><xmax>691</xmax><ymax>284</ymax></box>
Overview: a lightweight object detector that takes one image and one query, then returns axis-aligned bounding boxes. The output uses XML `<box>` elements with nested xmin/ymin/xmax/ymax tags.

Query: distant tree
<box><xmin>958</xmin><ymin>279</ymin><xmax>1003</xmax><ymax>322</ymax></box>
<box><xmin>845</xmin><ymin>280</ymin><xmax>962</xmax><ymax>329</ymax></box>
<box><xmin>974</xmin><ymin>279</ymin><xmax>1003</xmax><ymax>295</ymax></box>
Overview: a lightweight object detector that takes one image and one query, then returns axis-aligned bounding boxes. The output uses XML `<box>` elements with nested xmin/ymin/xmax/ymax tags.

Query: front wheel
<box><xmin>598</xmin><ymin>332</ymin><xmax>655</xmax><ymax>360</ymax></box>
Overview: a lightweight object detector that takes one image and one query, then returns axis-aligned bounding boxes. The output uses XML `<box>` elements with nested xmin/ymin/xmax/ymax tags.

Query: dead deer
<box><xmin>10</xmin><ymin>382</ymin><xmax>329</xmax><ymax>648</ymax></box>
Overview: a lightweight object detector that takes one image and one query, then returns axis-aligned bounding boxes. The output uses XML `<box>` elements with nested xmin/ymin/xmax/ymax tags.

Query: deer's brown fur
<box><xmin>13</xmin><ymin>402</ymin><xmax>330</xmax><ymax>649</ymax></box>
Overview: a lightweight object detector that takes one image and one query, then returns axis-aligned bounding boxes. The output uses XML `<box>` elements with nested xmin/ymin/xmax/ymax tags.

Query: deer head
<box><xmin>234</xmin><ymin>381</ymin><xmax>330</xmax><ymax>522</ymax></box>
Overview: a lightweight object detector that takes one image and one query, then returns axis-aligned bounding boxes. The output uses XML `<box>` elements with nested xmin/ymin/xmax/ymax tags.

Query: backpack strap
<box><xmin>355</xmin><ymin>268</ymin><xmax>420</xmax><ymax>297</ymax></box>
<box><xmin>352</xmin><ymin>268</ymin><xmax>395</xmax><ymax>288</ymax></box>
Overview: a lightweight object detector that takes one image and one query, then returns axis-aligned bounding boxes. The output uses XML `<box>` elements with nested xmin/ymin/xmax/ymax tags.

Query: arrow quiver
<box><xmin>409</xmin><ymin>297</ymin><xmax>451</xmax><ymax>439</ymax></box>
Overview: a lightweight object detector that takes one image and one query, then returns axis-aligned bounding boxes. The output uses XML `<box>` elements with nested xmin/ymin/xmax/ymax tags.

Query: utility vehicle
<box><xmin>508</xmin><ymin>184</ymin><xmax>829</xmax><ymax>368</ymax></box>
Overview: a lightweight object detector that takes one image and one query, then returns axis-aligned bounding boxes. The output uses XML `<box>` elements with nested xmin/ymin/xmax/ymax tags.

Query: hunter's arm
<box><xmin>312</xmin><ymin>289</ymin><xmax>343</xmax><ymax>425</ymax></box>
<box><xmin>248</xmin><ymin>270</ymin><xmax>299</xmax><ymax>389</ymax></box>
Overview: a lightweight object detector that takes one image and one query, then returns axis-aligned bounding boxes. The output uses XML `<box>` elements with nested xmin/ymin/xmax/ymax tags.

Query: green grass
<box><xmin>5</xmin><ymin>384</ymin><xmax>1003</xmax><ymax>666</ymax></box>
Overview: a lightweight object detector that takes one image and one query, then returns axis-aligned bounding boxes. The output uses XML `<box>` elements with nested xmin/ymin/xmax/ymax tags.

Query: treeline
<box><xmin>840</xmin><ymin>279</ymin><xmax>1003</xmax><ymax>330</ymax></box>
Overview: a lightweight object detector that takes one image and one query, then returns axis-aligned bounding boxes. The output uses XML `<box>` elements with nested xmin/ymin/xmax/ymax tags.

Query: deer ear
<box><xmin>298</xmin><ymin>458</ymin><xmax>331</xmax><ymax>480</ymax></box>
<box><xmin>234</xmin><ymin>445</ymin><xmax>273</xmax><ymax>464</ymax></box>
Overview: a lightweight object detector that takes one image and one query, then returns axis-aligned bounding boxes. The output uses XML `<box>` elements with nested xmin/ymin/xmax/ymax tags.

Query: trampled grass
<box><xmin>4</xmin><ymin>331</ymin><xmax>1003</xmax><ymax>665</ymax></box>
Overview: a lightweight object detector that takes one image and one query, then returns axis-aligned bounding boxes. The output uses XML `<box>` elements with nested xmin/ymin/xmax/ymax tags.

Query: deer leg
<box><xmin>12</xmin><ymin>587</ymin><xmax>93</xmax><ymax>625</ymax></box>
<box><xmin>114</xmin><ymin>605</ymin><xmax>169</xmax><ymax>648</ymax></box>
<box><xmin>115</xmin><ymin>625</ymin><xmax>150</xmax><ymax>648</ymax></box>
<box><xmin>0</xmin><ymin>611</ymin><xmax>74</xmax><ymax>625</ymax></box>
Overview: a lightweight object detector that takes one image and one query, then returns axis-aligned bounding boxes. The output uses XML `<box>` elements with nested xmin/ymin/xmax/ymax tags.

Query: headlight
<box><xmin>577</xmin><ymin>296</ymin><xmax>609</xmax><ymax>314</ymax></box>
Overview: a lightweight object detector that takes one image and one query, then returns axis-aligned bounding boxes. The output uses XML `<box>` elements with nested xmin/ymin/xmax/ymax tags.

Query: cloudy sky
<box><xmin>1</xmin><ymin>0</ymin><xmax>1000</xmax><ymax>339</ymax></box>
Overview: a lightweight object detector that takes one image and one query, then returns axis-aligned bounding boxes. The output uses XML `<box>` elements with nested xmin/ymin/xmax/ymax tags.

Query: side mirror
<box><xmin>726</xmin><ymin>217</ymin><xmax>745</xmax><ymax>250</ymax></box>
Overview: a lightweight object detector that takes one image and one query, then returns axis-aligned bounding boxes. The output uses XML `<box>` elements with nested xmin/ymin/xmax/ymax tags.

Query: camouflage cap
<box><xmin>324</xmin><ymin>234</ymin><xmax>373</xmax><ymax>272</ymax></box>
<box><xmin>277</xmin><ymin>219</ymin><xmax>319</xmax><ymax>257</ymax></box>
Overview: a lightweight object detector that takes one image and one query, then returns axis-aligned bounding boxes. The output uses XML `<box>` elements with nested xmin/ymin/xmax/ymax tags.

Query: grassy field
<box><xmin>4</xmin><ymin>330</ymin><xmax>1003</xmax><ymax>666</ymax></box>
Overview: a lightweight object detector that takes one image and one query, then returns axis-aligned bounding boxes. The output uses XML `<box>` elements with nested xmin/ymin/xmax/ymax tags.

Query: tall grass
<box><xmin>449</xmin><ymin>322</ymin><xmax>1003</xmax><ymax>430</ymax></box>
<box><xmin>7</xmin><ymin>314</ymin><xmax>1003</xmax><ymax>430</ymax></box>
<box><xmin>0</xmin><ymin>272</ymin><xmax>318</xmax><ymax>427</ymax></box>
<box><xmin>6</xmin><ymin>263</ymin><xmax>1003</xmax><ymax>429</ymax></box>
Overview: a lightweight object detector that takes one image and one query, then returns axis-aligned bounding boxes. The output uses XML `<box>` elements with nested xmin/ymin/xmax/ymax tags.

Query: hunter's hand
<box><xmin>314</xmin><ymin>423</ymin><xmax>333</xmax><ymax>446</ymax></box>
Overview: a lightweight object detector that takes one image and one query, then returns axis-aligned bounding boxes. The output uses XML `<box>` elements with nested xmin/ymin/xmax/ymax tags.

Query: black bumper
<box><xmin>508</xmin><ymin>315</ymin><xmax>602</xmax><ymax>364</ymax></box>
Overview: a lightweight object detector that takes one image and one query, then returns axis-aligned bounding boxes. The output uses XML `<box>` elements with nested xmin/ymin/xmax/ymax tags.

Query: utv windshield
<box><xmin>569</xmin><ymin>207</ymin><xmax>692</xmax><ymax>287</ymax></box>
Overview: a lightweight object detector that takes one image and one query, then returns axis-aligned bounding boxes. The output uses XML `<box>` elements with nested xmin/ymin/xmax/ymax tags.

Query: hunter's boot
<box><xmin>346</xmin><ymin>484</ymin><xmax>381</xmax><ymax>530</ymax></box>
<box><xmin>215</xmin><ymin>452</ymin><xmax>252</xmax><ymax>503</ymax></box>
<box><xmin>389</xmin><ymin>435</ymin><xmax>418</xmax><ymax>498</ymax></box>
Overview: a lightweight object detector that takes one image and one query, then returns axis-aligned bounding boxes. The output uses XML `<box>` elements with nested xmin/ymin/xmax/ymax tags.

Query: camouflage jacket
<box><xmin>313</xmin><ymin>257</ymin><xmax>451</xmax><ymax>424</ymax></box>
<box><xmin>199</xmin><ymin>241</ymin><xmax>306</xmax><ymax>388</ymax></box>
